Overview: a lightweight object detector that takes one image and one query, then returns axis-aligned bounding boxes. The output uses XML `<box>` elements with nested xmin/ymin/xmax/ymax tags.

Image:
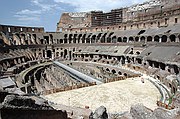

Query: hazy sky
<box><xmin>0</xmin><ymin>0</ymin><xmax>148</xmax><ymax>31</ymax></box>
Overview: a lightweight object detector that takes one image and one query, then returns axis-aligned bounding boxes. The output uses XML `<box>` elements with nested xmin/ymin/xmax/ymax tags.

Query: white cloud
<box><xmin>15</xmin><ymin>0</ymin><xmax>57</xmax><ymax>22</ymax></box>
<box><xmin>54</xmin><ymin>0</ymin><xmax>149</xmax><ymax>12</ymax></box>
<box><xmin>16</xmin><ymin>9</ymin><xmax>41</xmax><ymax>15</ymax></box>
<box><xmin>14</xmin><ymin>15</ymin><xmax>40</xmax><ymax>22</ymax></box>
<box><xmin>31</xmin><ymin>0</ymin><xmax>57</xmax><ymax>12</ymax></box>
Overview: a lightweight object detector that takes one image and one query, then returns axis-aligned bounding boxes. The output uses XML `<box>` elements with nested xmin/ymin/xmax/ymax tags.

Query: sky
<box><xmin>0</xmin><ymin>0</ymin><xmax>149</xmax><ymax>31</ymax></box>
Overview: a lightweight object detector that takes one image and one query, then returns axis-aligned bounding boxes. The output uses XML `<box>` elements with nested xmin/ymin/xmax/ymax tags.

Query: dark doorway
<box><xmin>47</xmin><ymin>50</ymin><xmax>52</xmax><ymax>58</ymax></box>
<box><xmin>64</xmin><ymin>49</ymin><xmax>67</xmax><ymax>59</ymax></box>
<box><xmin>69</xmin><ymin>51</ymin><xmax>72</xmax><ymax>60</ymax></box>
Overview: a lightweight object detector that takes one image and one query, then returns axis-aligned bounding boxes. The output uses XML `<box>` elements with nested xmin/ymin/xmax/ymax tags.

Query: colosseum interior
<box><xmin>0</xmin><ymin>0</ymin><xmax>180</xmax><ymax>119</ymax></box>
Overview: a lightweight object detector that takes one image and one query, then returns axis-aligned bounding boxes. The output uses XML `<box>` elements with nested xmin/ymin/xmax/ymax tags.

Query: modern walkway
<box><xmin>53</xmin><ymin>61</ymin><xmax>102</xmax><ymax>84</ymax></box>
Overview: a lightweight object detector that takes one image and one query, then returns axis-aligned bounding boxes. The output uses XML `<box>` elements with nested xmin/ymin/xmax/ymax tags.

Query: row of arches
<box><xmin>54</xmin><ymin>33</ymin><xmax>180</xmax><ymax>44</ymax></box>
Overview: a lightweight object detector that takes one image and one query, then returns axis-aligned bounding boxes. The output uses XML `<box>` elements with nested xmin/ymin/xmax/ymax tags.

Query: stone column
<box><xmin>175</xmin><ymin>37</ymin><xmax>179</xmax><ymax>42</ymax></box>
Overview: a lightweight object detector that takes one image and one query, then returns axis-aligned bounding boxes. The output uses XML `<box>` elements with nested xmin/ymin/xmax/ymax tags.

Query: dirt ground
<box><xmin>45</xmin><ymin>77</ymin><xmax>160</xmax><ymax>113</ymax></box>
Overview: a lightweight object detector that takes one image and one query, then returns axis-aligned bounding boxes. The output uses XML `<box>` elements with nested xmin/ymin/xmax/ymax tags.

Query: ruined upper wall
<box><xmin>0</xmin><ymin>25</ymin><xmax>44</xmax><ymax>36</ymax></box>
<box><xmin>57</xmin><ymin>0</ymin><xmax>180</xmax><ymax>32</ymax></box>
<box><xmin>57</xmin><ymin>9</ymin><xmax>123</xmax><ymax>32</ymax></box>
<box><xmin>56</xmin><ymin>12</ymin><xmax>92</xmax><ymax>32</ymax></box>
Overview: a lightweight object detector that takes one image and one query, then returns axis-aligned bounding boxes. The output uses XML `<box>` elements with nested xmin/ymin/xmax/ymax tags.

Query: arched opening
<box><xmin>61</xmin><ymin>52</ymin><xmax>63</xmax><ymax>57</ymax></box>
<box><xmin>169</xmin><ymin>34</ymin><xmax>176</xmax><ymax>42</ymax></box>
<box><xmin>64</xmin><ymin>38</ymin><xmax>67</xmax><ymax>43</ymax></box>
<box><xmin>86</xmin><ymin>38</ymin><xmax>90</xmax><ymax>43</ymax></box>
<box><xmin>69</xmin><ymin>34</ymin><xmax>73</xmax><ymax>44</ymax></box>
<box><xmin>159</xmin><ymin>63</ymin><xmax>165</xmax><ymax>70</ymax></box>
<box><xmin>47</xmin><ymin>50</ymin><xmax>52</xmax><ymax>58</ymax></box>
<box><xmin>173</xmin><ymin>65</ymin><xmax>179</xmax><ymax>74</ymax></box>
<box><xmin>60</xmin><ymin>39</ymin><xmax>63</xmax><ymax>44</ymax></box>
<box><xmin>140</xmin><ymin>36</ymin><xmax>145</xmax><ymax>42</ymax></box>
<box><xmin>154</xmin><ymin>35</ymin><xmax>160</xmax><ymax>42</ymax></box>
<box><xmin>40</xmin><ymin>39</ymin><xmax>44</xmax><ymax>44</ymax></box>
<box><xmin>64</xmin><ymin>49</ymin><xmax>67</xmax><ymax>59</ymax></box>
<box><xmin>91</xmin><ymin>35</ymin><xmax>96</xmax><ymax>43</ymax></box>
<box><xmin>100</xmin><ymin>33</ymin><xmax>107</xmax><ymax>43</ymax></box>
<box><xmin>121</xmin><ymin>56</ymin><xmax>125</xmax><ymax>65</ymax></box>
<box><xmin>56</xmin><ymin>52</ymin><xmax>59</xmax><ymax>57</ymax></box>
<box><xmin>73</xmin><ymin>34</ymin><xmax>77</xmax><ymax>43</ymax></box>
<box><xmin>123</xmin><ymin>37</ymin><xmax>127</xmax><ymax>42</ymax></box>
<box><xmin>147</xmin><ymin>36</ymin><xmax>152</xmax><ymax>42</ymax></box>
<box><xmin>112</xmin><ymin>36</ymin><xmax>117</xmax><ymax>43</ymax></box>
<box><xmin>135</xmin><ymin>37</ymin><xmax>139</xmax><ymax>42</ymax></box>
<box><xmin>96</xmin><ymin>33</ymin><xmax>102</xmax><ymax>43</ymax></box>
<box><xmin>117</xmin><ymin>37</ymin><xmax>122</xmax><ymax>42</ymax></box>
<box><xmin>86</xmin><ymin>34</ymin><xmax>91</xmax><ymax>43</ymax></box>
<box><xmin>124</xmin><ymin>73</ymin><xmax>127</xmax><ymax>77</ymax></box>
<box><xmin>78</xmin><ymin>34</ymin><xmax>82</xmax><ymax>43</ymax></box>
<box><xmin>162</xmin><ymin>35</ymin><xmax>167</xmax><ymax>42</ymax></box>
<box><xmin>81</xmin><ymin>34</ymin><xmax>86</xmax><ymax>43</ymax></box>
<box><xmin>118</xmin><ymin>71</ymin><xmax>122</xmax><ymax>75</ymax></box>
<box><xmin>154</xmin><ymin>61</ymin><xmax>159</xmax><ymax>68</ymax></box>
<box><xmin>112</xmin><ymin>69</ymin><xmax>116</xmax><ymax>74</ymax></box>
<box><xmin>136</xmin><ymin>51</ymin><xmax>140</xmax><ymax>55</ymax></box>
<box><xmin>136</xmin><ymin>58</ymin><xmax>142</xmax><ymax>64</ymax></box>
<box><xmin>107</xmin><ymin>37</ymin><xmax>111</xmax><ymax>43</ymax></box>
<box><xmin>129</xmin><ymin>37</ymin><xmax>134</xmax><ymax>42</ymax></box>
<box><xmin>106</xmin><ymin>68</ymin><xmax>110</xmax><ymax>72</ymax></box>
<box><xmin>148</xmin><ymin>60</ymin><xmax>153</xmax><ymax>67</ymax></box>
<box><xmin>81</xmin><ymin>54</ymin><xmax>84</xmax><ymax>60</ymax></box>
<box><xmin>44</xmin><ymin>36</ymin><xmax>49</xmax><ymax>44</ymax></box>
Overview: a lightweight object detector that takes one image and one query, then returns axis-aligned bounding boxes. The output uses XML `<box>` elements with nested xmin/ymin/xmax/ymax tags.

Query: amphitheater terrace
<box><xmin>0</xmin><ymin>0</ymin><xmax>180</xmax><ymax>119</ymax></box>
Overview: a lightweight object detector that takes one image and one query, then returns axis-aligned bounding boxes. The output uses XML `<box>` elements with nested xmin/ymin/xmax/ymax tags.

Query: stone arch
<box><xmin>118</xmin><ymin>71</ymin><xmax>122</xmax><ymax>75</ymax></box>
<box><xmin>107</xmin><ymin>32</ymin><xmax>114</xmax><ymax>43</ymax></box>
<box><xmin>178</xmin><ymin>34</ymin><xmax>180</xmax><ymax>42</ymax></box>
<box><xmin>147</xmin><ymin>36</ymin><xmax>152</xmax><ymax>42</ymax></box>
<box><xmin>78</xmin><ymin>34</ymin><xmax>82</xmax><ymax>43</ymax></box>
<box><xmin>86</xmin><ymin>34</ymin><xmax>91</xmax><ymax>43</ymax></box>
<box><xmin>73</xmin><ymin>34</ymin><xmax>77</xmax><ymax>43</ymax></box>
<box><xmin>68</xmin><ymin>34</ymin><xmax>73</xmax><ymax>44</ymax></box>
<box><xmin>64</xmin><ymin>38</ymin><xmax>67</xmax><ymax>43</ymax></box>
<box><xmin>96</xmin><ymin>33</ymin><xmax>102</xmax><ymax>43</ymax></box>
<box><xmin>169</xmin><ymin>34</ymin><xmax>176</xmax><ymax>42</ymax></box>
<box><xmin>136</xmin><ymin>51</ymin><xmax>140</xmax><ymax>55</ymax></box>
<box><xmin>112</xmin><ymin>36</ymin><xmax>117</xmax><ymax>43</ymax></box>
<box><xmin>123</xmin><ymin>37</ymin><xmax>127</xmax><ymax>42</ymax></box>
<box><xmin>162</xmin><ymin>35</ymin><xmax>167</xmax><ymax>42</ymax></box>
<box><xmin>112</xmin><ymin>69</ymin><xmax>116</xmax><ymax>74</ymax></box>
<box><xmin>40</xmin><ymin>39</ymin><xmax>44</xmax><ymax>44</ymax></box>
<box><xmin>0</xmin><ymin>32</ymin><xmax>11</xmax><ymax>45</ymax></box>
<box><xmin>117</xmin><ymin>37</ymin><xmax>122</xmax><ymax>42</ymax></box>
<box><xmin>47</xmin><ymin>50</ymin><xmax>52</xmax><ymax>58</ymax></box>
<box><xmin>60</xmin><ymin>52</ymin><xmax>63</xmax><ymax>57</ymax></box>
<box><xmin>91</xmin><ymin>35</ymin><xmax>96</xmax><ymax>43</ymax></box>
<box><xmin>154</xmin><ymin>61</ymin><xmax>159</xmax><ymax>68</ymax></box>
<box><xmin>81</xmin><ymin>34</ymin><xmax>86</xmax><ymax>43</ymax></box>
<box><xmin>56</xmin><ymin>52</ymin><xmax>59</xmax><ymax>57</ymax></box>
<box><xmin>159</xmin><ymin>63</ymin><xmax>165</xmax><ymax>70</ymax></box>
<box><xmin>129</xmin><ymin>37</ymin><xmax>134</xmax><ymax>42</ymax></box>
<box><xmin>60</xmin><ymin>39</ymin><xmax>63</xmax><ymax>44</ymax></box>
<box><xmin>140</xmin><ymin>36</ymin><xmax>145</xmax><ymax>42</ymax></box>
<box><xmin>64</xmin><ymin>49</ymin><xmax>68</xmax><ymax>59</ymax></box>
<box><xmin>106</xmin><ymin>68</ymin><xmax>110</xmax><ymax>72</ymax></box>
<box><xmin>107</xmin><ymin>37</ymin><xmax>111</xmax><ymax>43</ymax></box>
<box><xmin>135</xmin><ymin>37</ymin><xmax>139</xmax><ymax>42</ymax></box>
<box><xmin>100</xmin><ymin>33</ymin><xmax>107</xmax><ymax>43</ymax></box>
<box><xmin>124</xmin><ymin>73</ymin><xmax>127</xmax><ymax>77</ymax></box>
<box><xmin>154</xmin><ymin>35</ymin><xmax>160</xmax><ymax>42</ymax></box>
